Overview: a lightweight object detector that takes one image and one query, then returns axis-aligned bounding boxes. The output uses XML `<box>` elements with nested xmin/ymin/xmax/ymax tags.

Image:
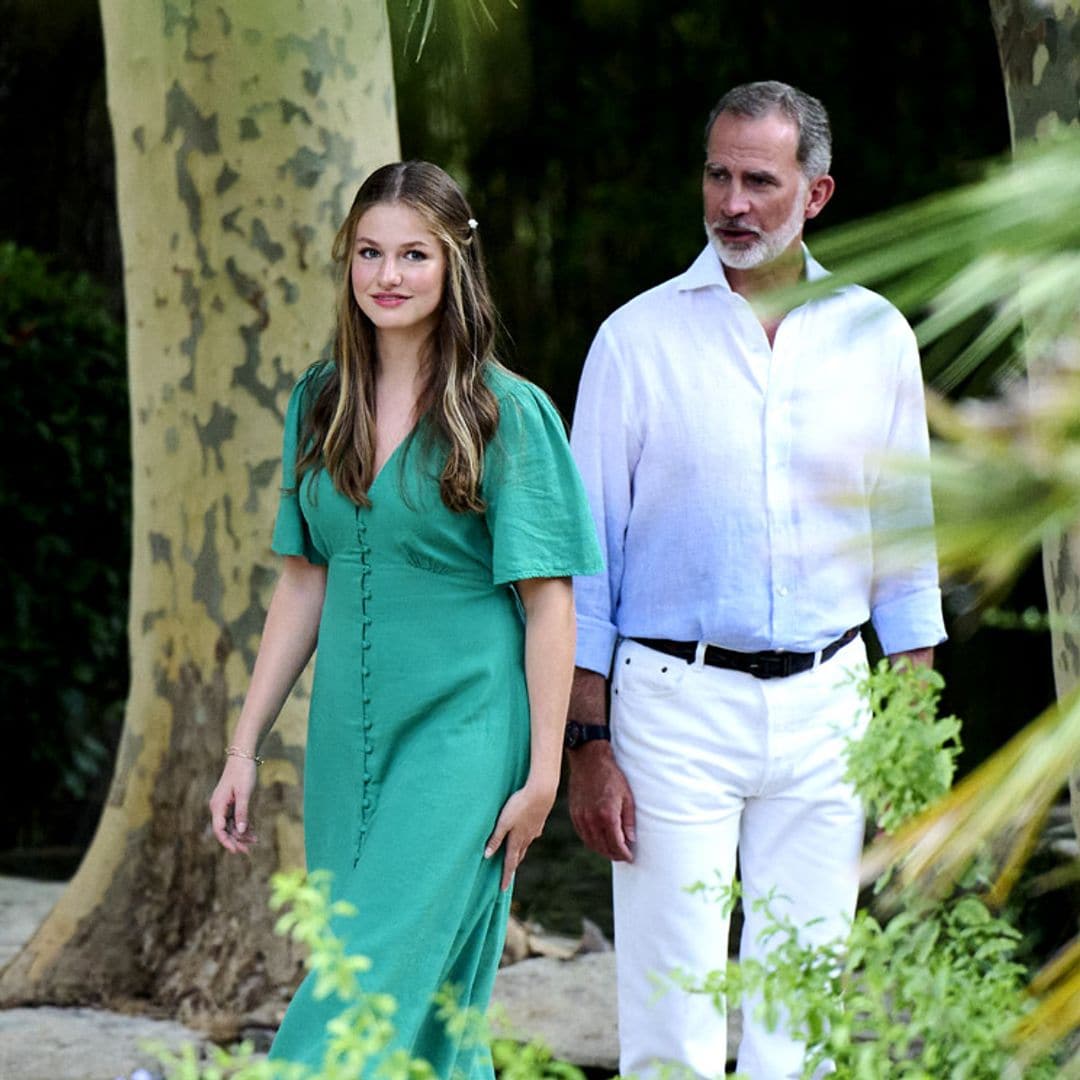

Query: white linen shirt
<box><xmin>571</xmin><ymin>244</ymin><xmax>946</xmax><ymax>677</ymax></box>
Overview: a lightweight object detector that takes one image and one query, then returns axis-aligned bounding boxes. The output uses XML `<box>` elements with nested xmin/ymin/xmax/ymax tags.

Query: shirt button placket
<box><xmin>355</xmin><ymin>514</ymin><xmax>374</xmax><ymax>865</ymax></box>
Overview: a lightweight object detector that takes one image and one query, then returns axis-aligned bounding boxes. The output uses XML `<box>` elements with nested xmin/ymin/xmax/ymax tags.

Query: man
<box><xmin>566</xmin><ymin>81</ymin><xmax>945</xmax><ymax>1079</ymax></box>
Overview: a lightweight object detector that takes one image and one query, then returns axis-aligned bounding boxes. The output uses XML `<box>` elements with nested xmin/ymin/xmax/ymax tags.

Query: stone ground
<box><xmin>0</xmin><ymin>876</ymin><xmax>740</xmax><ymax>1079</ymax></box>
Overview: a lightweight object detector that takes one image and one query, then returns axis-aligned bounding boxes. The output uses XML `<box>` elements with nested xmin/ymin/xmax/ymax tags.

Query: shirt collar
<box><xmin>676</xmin><ymin>243</ymin><xmax>830</xmax><ymax>294</ymax></box>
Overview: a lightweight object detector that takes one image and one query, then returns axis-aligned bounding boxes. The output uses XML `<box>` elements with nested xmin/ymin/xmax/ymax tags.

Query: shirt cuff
<box><xmin>872</xmin><ymin>586</ymin><xmax>947</xmax><ymax>655</ymax></box>
<box><xmin>575</xmin><ymin>613</ymin><xmax>620</xmax><ymax>677</ymax></box>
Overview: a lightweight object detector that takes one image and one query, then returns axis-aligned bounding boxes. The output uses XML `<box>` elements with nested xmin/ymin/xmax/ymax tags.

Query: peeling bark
<box><xmin>0</xmin><ymin>0</ymin><xmax>399</xmax><ymax>1018</ymax></box>
<box><xmin>989</xmin><ymin>0</ymin><xmax>1080</xmax><ymax>841</ymax></box>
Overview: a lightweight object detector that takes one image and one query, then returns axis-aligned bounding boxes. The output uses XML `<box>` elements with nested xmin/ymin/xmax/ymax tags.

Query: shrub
<box><xmin>0</xmin><ymin>242</ymin><xmax>129</xmax><ymax>852</ymax></box>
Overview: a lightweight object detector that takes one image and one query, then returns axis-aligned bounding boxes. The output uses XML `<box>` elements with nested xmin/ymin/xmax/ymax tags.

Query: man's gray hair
<box><xmin>704</xmin><ymin>80</ymin><xmax>832</xmax><ymax>179</ymax></box>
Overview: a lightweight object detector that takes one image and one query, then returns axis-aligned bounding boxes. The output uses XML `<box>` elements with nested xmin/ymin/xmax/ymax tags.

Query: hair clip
<box><xmin>467</xmin><ymin>218</ymin><xmax>478</xmax><ymax>231</ymax></box>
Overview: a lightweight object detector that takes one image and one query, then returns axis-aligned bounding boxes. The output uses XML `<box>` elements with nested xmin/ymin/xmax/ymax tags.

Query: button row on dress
<box><xmin>357</xmin><ymin>513</ymin><xmax>373</xmax><ymax>842</ymax></box>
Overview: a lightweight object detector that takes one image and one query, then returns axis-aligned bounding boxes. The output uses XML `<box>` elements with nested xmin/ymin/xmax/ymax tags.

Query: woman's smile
<box><xmin>371</xmin><ymin>291</ymin><xmax>410</xmax><ymax>307</ymax></box>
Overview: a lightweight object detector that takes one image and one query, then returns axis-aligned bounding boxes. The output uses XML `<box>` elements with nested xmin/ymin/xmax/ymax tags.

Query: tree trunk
<box><xmin>989</xmin><ymin>0</ymin><xmax>1080</xmax><ymax>840</ymax></box>
<box><xmin>0</xmin><ymin>0</ymin><xmax>398</xmax><ymax>1023</ymax></box>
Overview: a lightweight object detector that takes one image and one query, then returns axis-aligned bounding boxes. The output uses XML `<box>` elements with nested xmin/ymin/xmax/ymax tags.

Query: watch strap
<box><xmin>564</xmin><ymin>721</ymin><xmax>612</xmax><ymax>749</ymax></box>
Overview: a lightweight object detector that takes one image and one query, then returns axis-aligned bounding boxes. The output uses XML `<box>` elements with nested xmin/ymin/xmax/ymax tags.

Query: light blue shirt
<box><xmin>571</xmin><ymin>245</ymin><xmax>946</xmax><ymax>677</ymax></box>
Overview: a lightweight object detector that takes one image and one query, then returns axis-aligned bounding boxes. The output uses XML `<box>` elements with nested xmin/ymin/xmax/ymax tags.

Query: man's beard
<box><xmin>706</xmin><ymin>190</ymin><xmax>807</xmax><ymax>271</ymax></box>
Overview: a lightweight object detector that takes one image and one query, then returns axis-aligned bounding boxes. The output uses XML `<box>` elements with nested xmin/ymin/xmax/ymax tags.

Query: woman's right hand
<box><xmin>209</xmin><ymin>758</ymin><xmax>259</xmax><ymax>854</ymax></box>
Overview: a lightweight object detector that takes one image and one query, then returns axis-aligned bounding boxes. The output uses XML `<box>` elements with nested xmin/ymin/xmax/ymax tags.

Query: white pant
<box><xmin>610</xmin><ymin>636</ymin><xmax>868</xmax><ymax>1080</ymax></box>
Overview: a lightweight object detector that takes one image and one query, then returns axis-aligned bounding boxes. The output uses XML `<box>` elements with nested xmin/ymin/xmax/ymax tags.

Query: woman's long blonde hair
<box><xmin>295</xmin><ymin>161</ymin><xmax>501</xmax><ymax>512</ymax></box>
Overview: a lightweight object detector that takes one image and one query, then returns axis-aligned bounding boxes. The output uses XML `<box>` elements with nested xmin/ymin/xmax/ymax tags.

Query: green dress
<box><xmin>266</xmin><ymin>363</ymin><xmax>603</xmax><ymax>1078</ymax></box>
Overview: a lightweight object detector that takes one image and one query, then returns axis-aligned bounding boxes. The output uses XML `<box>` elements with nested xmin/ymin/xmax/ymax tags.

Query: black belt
<box><xmin>631</xmin><ymin>628</ymin><xmax>860</xmax><ymax>680</ymax></box>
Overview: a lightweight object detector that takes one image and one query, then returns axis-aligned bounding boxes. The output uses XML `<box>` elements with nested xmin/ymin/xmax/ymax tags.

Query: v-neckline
<box><xmin>368</xmin><ymin>421</ymin><xmax>419</xmax><ymax>495</ymax></box>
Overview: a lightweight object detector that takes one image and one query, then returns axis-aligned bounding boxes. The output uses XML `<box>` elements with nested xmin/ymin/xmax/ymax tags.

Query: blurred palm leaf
<box><xmin>1017</xmin><ymin>934</ymin><xmax>1080</xmax><ymax>1073</ymax></box>
<box><xmin>925</xmin><ymin>372</ymin><xmax>1080</xmax><ymax>596</ymax></box>
<box><xmin>765</xmin><ymin>134</ymin><xmax>1080</xmax><ymax>392</ymax></box>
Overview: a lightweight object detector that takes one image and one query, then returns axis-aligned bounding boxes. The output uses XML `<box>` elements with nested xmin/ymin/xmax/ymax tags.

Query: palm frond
<box><xmin>761</xmin><ymin>134</ymin><xmax>1080</xmax><ymax>390</ymax></box>
<box><xmin>405</xmin><ymin>0</ymin><xmax>438</xmax><ymax>61</ymax></box>
<box><xmin>1012</xmin><ymin>936</ymin><xmax>1080</xmax><ymax>1070</ymax></box>
<box><xmin>400</xmin><ymin>0</ymin><xmax>516</xmax><ymax>60</ymax></box>
<box><xmin>883</xmin><ymin>371</ymin><xmax>1080</xmax><ymax>597</ymax></box>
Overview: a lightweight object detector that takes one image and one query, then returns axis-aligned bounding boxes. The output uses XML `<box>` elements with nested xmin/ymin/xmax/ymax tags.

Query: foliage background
<box><xmin>0</xmin><ymin>0</ymin><xmax>1060</xmax><ymax>940</ymax></box>
<box><xmin>0</xmin><ymin>244</ymin><xmax>129</xmax><ymax>854</ymax></box>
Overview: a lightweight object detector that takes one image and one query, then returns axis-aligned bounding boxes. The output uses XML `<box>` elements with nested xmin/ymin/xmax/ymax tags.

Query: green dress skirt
<box><xmin>266</xmin><ymin>362</ymin><xmax>603</xmax><ymax>1078</ymax></box>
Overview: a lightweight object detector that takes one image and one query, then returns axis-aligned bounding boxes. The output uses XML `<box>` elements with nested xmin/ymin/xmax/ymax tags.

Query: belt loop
<box><xmin>812</xmin><ymin>648</ymin><xmax>823</xmax><ymax>671</ymax></box>
<box><xmin>694</xmin><ymin>641</ymin><xmax>707</xmax><ymax>667</ymax></box>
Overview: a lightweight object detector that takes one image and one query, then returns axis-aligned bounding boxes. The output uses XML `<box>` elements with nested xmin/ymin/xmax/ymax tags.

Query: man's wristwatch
<box><xmin>564</xmin><ymin>721</ymin><xmax>611</xmax><ymax>750</ymax></box>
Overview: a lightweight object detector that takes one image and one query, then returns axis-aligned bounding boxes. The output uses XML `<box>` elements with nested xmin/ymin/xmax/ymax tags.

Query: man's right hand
<box><xmin>566</xmin><ymin>666</ymin><xmax>636</xmax><ymax>862</ymax></box>
<box><xmin>568</xmin><ymin>740</ymin><xmax>637</xmax><ymax>862</ymax></box>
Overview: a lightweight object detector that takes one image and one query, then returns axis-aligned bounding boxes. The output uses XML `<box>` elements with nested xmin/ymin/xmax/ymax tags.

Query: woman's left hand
<box><xmin>485</xmin><ymin>781</ymin><xmax>557</xmax><ymax>891</ymax></box>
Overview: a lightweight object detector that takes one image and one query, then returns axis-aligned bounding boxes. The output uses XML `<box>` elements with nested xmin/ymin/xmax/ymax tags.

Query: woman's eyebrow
<box><xmin>355</xmin><ymin>235</ymin><xmax>434</xmax><ymax>247</ymax></box>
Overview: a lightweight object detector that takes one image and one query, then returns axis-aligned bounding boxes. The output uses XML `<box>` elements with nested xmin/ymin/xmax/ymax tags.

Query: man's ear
<box><xmin>804</xmin><ymin>174</ymin><xmax>835</xmax><ymax>221</ymax></box>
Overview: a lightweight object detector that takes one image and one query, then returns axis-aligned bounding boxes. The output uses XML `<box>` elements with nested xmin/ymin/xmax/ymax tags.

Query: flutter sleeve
<box><xmin>483</xmin><ymin>375</ymin><xmax>604</xmax><ymax>587</ymax></box>
<box><xmin>271</xmin><ymin>367</ymin><xmax>329</xmax><ymax>567</ymax></box>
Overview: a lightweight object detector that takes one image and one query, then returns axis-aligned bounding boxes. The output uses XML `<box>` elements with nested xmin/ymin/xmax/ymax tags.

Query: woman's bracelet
<box><xmin>225</xmin><ymin>745</ymin><xmax>264</xmax><ymax>766</ymax></box>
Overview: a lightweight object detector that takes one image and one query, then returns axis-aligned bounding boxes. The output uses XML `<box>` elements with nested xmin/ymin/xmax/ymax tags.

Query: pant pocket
<box><xmin>612</xmin><ymin>639</ymin><xmax>689</xmax><ymax>701</ymax></box>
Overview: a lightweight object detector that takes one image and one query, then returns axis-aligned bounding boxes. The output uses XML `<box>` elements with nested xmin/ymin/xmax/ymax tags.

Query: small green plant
<box><xmin>678</xmin><ymin>892</ymin><xmax>1059</xmax><ymax>1079</ymax></box>
<box><xmin>684</xmin><ymin>874</ymin><xmax>741</xmax><ymax>919</ymax></box>
<box><xmin>844</xmin><ymin>660</ymin><xmax>962</xmax><ymax>835</ymax></box>
<box><xmin>489</xmin><ymin>1037</ymin><xmax>585</xmax><ymax>1080</ymax></box>
<box><xmin>432</xmin><ymin>987</ymin><xmax>585</xmax><ymax>1080</ymax></box>
<box><xmin>154</xmin><ymin>869</ymin><xmax>584</xmax><ymax>1080</ymax></box>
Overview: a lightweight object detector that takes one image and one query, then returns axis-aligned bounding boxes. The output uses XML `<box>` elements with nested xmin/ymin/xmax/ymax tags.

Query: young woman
<box><xmin>208</xmin><ymin>161</ymin><xmax>602</xmax><ymax>1076</ymax></box>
